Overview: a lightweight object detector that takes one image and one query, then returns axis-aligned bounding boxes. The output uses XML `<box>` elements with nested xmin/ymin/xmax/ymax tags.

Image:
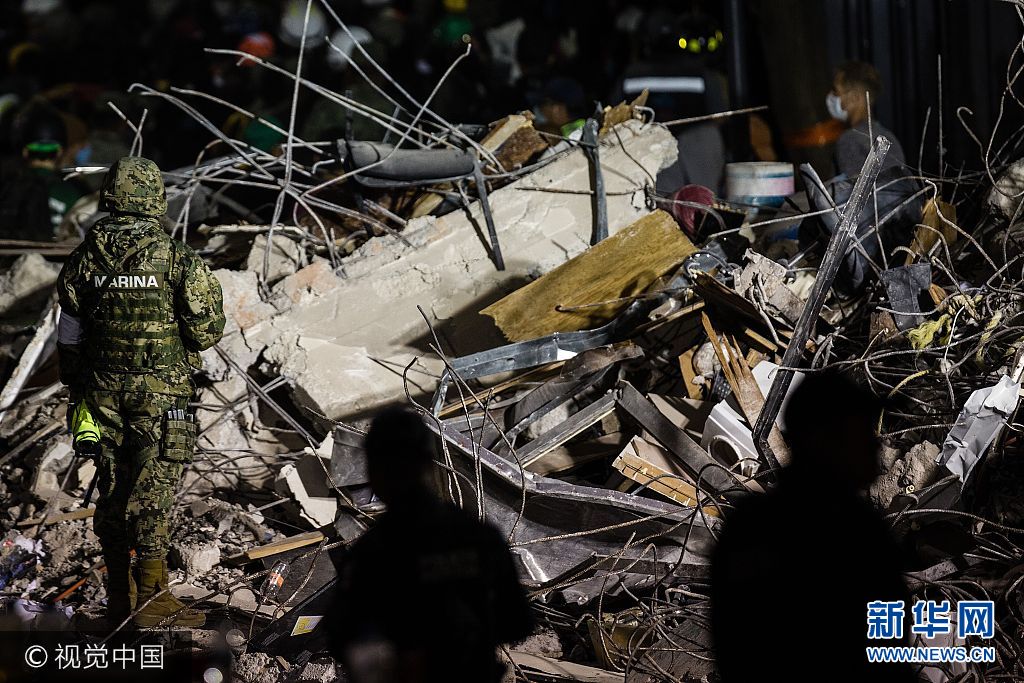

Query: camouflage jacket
<box><xmin>56</xmin><ymin>215</ymin><xmax>225</xmax><ymax>397</ymax></box>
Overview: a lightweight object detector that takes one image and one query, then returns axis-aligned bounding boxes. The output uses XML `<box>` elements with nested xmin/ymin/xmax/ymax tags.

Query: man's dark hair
<box><xmin>782</xmin><ymin>369</ymin><xmax>883</xmax><ymax>448</ymax></box>
<box><xmin>364</xmin><ymin>406</ymin><xmax>436</xmax><ymax>468</ymax></box>
<box><xmin>835</xmin><ymin>61</ymin><xmax>883</xmax><ymax>101</ymax></box>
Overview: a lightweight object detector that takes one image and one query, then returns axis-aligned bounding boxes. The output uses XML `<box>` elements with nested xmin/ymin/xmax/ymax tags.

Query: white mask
<box><xmin>826</xmin><ymin>92</ymin><xmax>848</xmax><ymax>122</ymax></box>
<box><xmin>531</xmin><ymin>105</ymin><xmax>548</xmax><ymax>126</ymax></box>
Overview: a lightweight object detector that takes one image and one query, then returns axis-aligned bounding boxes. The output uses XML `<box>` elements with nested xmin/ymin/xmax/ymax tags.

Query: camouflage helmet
<box><xmin>100</xmin><ymin>156</ymin><xmax>167</xmax><ymax>217</ymax></box>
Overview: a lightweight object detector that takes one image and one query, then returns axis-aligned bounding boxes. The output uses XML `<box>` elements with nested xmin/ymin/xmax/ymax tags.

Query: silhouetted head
<box><xmin>782</xmin><ymin>369</ymin><xmax>883</xmax><ymax>489</ymax></box>
<box><xmin>365</xmin><ymin>407</ymin><xmax>436</xmax><ymax>508</ymax></box>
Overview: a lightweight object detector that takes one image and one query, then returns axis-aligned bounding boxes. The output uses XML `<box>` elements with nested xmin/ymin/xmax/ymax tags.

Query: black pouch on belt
<box><xmin>162</xmin><ymin>415</ymin><xmax>197</xmax><ymax>463</ymax></box>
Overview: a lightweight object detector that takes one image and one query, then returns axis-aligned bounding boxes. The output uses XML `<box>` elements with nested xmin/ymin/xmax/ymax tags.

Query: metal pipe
<box><xmin>751</xmin><ymin>136</ymin><xmax>891</xmax><ymax>471</ymax></box>
<box><xmin>724</xmin><ymin>0</ymin><xmax>748</xmax><ymax>109</ymax></box>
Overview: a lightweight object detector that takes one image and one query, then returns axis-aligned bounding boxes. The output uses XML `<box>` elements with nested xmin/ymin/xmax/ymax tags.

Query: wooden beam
<box><xmin>18</xmin><ymin>507</ymin><xmax>95</xmax><ymax>527</ymax></box>
<box><xmin>223</xmin><ymin>531</ymin><xmax>325</xmax><ymax>565</ymax></box>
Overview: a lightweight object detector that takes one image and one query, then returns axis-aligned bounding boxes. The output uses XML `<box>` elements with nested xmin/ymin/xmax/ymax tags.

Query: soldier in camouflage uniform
<box><xmin>56</xmin><ymin>157</ymin><xmax>225</xmax><ymax>628</ymax></box>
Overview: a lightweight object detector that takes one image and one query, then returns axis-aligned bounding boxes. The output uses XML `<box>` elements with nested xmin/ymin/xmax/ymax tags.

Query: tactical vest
<box><xmin>80</xmin><ymin>227</ymin><xmax>186</xmax><ymax>372</ymax></box>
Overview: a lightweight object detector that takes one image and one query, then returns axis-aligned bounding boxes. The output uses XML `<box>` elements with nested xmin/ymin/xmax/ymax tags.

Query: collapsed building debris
<box><xmin>249</xmin><ymin>119</ymin><xmax>677</xmax><ymax>423</ymax></box>
<box><xmin>3</xmin><ymin>6</ymin><xmax>1024</xmax><ymax>683</ymax></box>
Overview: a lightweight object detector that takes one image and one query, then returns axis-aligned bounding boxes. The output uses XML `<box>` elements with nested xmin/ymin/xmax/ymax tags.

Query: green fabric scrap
<box><xmin>908</xmin><ymin>315</ymin><xmax>952</xmax><ymax>350</ymax></box>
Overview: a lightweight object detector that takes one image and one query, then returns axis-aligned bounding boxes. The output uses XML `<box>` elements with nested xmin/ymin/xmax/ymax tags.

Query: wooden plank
<box><xmin>701</xmin><ymin>313</ymin><xmax>791</xmax><ymax>467</ymax></box>
<box><xmin>509</xmin><ymin>651</ymin><xmax>624</xmax><ymax>683</ymax></box>
<box><xmin>224</xmin><ymin>531</ymin><xmax>325</xmax><ymax>565</ymax></box>
<box><xmin>483</xmin><ymin>210</ymin><xmax>697</xmax><ymax>341</ymax></box>
<box><xmin>612</xmin><ymin>436</ymin><xmax>720</xmax><ymax>515</ymax></box>
<box><xmin>678</xmin><ymin>347</ymin><xmax>703</xmax><ymax>400</ymax></box>
<box><xmin>18</xmin><ymin>507</ymin><xmax>95</xmax><ymax>527</ymax></box>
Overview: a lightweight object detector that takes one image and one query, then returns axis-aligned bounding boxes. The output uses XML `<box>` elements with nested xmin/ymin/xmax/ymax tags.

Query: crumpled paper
<box><xmin>936</xmin><ymin>375</ymin><xmax>1021</xmax><ymax>485</ymax></box>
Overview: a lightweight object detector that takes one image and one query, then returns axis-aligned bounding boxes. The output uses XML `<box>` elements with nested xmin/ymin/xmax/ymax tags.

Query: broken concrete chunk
<box><xmin>871</xmin><ymin>440</ymin><xmax>941</xmax><ymax>509</ymax></box>
<box><xmin>879</xmin><ymin>443</ymin><xmax>901</xmax><ymax>471</ymax></box>
<box><xmin>513</xmin><ymin>628</ymin><xmax>565</xmax><ymax>660</ymax></box>
<box><xmin>251</xmin><ymin>121</ymin><xmax>678</xmax><ymax>423</ymax></box>
<box><xmin>989</xmin><ymin>158</ymin><xmax>1024</xmax><ymax>218</ymax></box>
<box><xmin>171</xmin><ymin>539</ymin><xmax>222</xmax><ymax>576</ymax></box>
<box><xmin>297</xmin><ymin>660</ymin><xmax>337</xmax><ymax>683</ymax></box>
<box><xmin>276</xmin><ymin>454</ymin><xmax>338</xmax><ymax>528</ymax></box>
<box><xmin>272</xmin><ymin>259</ymin><xmax>342</xmax><ymax>305</ymax></box>
<box><xmin>0</xmin><ymin>253</ymin><xmax>60</xmax><ymax>317</ymax></box>
<box><xmin>29</xmin><ymin>439</ymin><xmax>75</xmax><ymax>499</ymax></box>
<box><xmin>734</xmin><ymin>249</ymin><xmax>804</xmax><ymax>323</ymax></box>
<box><xmin>214</xmin><ymin>269</ymin><xmax>277</xmax><ymax>332</ymax></box>
<box><xmin>246</xmin><ymin>233</ymin><xmax>304</xmax><ymax>285</ymax></box>
<box><xmin>233</xmin><ymin>651</ymin><xmax>283</xmax><ymax>683</ymax></box>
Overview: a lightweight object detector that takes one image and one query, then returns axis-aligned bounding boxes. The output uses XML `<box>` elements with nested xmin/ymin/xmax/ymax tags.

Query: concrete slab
<box><xmin>250</xmin><ymin>121</ymin><xmax>678</xmax><ymax>422</ymax></box>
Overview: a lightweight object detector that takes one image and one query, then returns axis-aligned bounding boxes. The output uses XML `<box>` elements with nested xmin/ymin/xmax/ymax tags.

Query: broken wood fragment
<box><xmin>223</xmin><ymin>531</ymin><xmax>325</xmax><ymax>565</ymax></box>
<box><xmin>612</xmin><ymin>436</ymin><xmax>720</xmax><ymax>514</ymax></box>
<box><xmin>483</xmin><ymin>210</ymin><xmax>696</xmax><ymax>341</ymax></box>
<box><xmin>18</xmin><ymin>507</ymin><xmax>96</xmax><ymax>527</ymax></box>
<box><xmin>701</xmin><ymin>312</ymin><xmax>791</xmax><ymax>466</ymax></box>
<box><xmin>905</xmin><ymin>198</ymin><xmax>957</xmax><ymax>266</ymax></box>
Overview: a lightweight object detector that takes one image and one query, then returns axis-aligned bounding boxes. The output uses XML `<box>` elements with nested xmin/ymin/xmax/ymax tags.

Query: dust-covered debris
<box><xmin>233</xmin><ymin>651</ymin><xmax>283</xmax><ymax>683</ymax></box>
<box><xmin>0</xmin><ymin>254</ymin><xmax>59</xmax><ymax>317</ymax></box>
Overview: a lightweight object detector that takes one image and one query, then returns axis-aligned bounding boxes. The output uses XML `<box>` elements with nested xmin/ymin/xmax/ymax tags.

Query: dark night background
<box><xmin>0</xmin><ymin>0</ymin><xmax>1022</xmax><ymax>188</ymax></box>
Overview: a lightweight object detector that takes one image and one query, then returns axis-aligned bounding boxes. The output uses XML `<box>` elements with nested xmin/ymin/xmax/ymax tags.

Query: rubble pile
<box><xmin>2</xmin><ymin>14</ymin><xmax>1024</xmax><ymax>683</ymax></box>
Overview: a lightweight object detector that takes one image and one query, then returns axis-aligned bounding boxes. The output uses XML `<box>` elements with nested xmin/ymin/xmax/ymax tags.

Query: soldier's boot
<box><xmin>133</xmin><ymin>558</ymin><xmax>205</xmax><ymax>628</ymax></box>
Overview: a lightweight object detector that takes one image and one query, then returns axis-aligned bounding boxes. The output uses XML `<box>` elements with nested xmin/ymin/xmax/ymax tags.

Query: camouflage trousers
<box><xmin>86</xmin><ymin>390</ymin><xmax>194</xmax><ymax>560</ymax></box>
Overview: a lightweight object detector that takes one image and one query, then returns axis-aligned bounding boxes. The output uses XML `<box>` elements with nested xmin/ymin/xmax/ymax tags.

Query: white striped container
<box><xmin>725</xmin><ymin>162</ymin><xmax>794</xmax><ymax>207</ymax></box>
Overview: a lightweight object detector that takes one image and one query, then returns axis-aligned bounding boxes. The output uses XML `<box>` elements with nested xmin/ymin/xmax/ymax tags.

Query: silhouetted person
<box><xmin>711</xmin><ymin>370</ymin><xmax>913</xmax><ymax>682</ymax></box>
<box><xmin>0</xmin><ymin>101</ymin><xmax>85</xmax><ymax>241</ymax></box>
<box><xmin>611</xmin><ymin>8</ymin><xmax>728</xmax><ymax>194</ymax></box>
<box><xmin>328</xmin><ymin>407</ymin><xmax>533</xmax><ymax>683</ymax></box>
<box><xmin>802</xmin><ymin>61</ymin><xmax>921</xmax><ymax>294</ymax></box>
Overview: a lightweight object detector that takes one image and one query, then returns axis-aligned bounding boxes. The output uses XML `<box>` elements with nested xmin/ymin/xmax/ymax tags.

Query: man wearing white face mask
<box><xmin>797</xmin><ymin>60</ymin><xmax>919</xmax><ymax>294</ymax></box>
<box><xmin>828</xmin><ymin>61</ymin><xmax>906</xmax><ymax>178</ymax></box>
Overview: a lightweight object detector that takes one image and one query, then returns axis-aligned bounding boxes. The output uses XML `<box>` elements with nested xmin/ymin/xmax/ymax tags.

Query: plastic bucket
<box><xmin>725</xmin><ymin>162</ymin><xmax>794</xmax><ymax>208</ymax></box>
